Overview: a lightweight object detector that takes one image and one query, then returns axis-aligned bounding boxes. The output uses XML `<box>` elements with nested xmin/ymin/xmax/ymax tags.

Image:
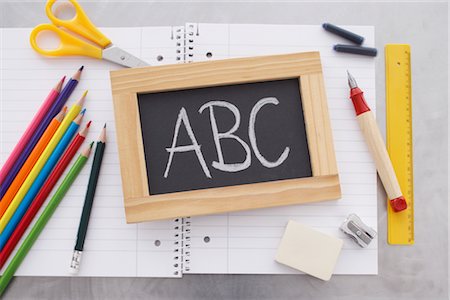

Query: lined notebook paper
<box><xmin>0</xmin><ymin>27</ymin><xmax>184</xmax><ymax>277</ymax></box>
<box><xmin>183</xmin><ymin>23</ymin><xmax>377</xmax><ymax>275</ymax></box>
<box><xmin>0</xmin><ymin>23</ymin><xmax>377</xmax><ymax>277</ymax></box>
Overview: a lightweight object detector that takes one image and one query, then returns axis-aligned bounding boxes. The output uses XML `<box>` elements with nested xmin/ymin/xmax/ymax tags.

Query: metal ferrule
<box><xmin>69</xmin><ymin>250</ymin><xmax>83</xmax><ymax>272</ymax></box>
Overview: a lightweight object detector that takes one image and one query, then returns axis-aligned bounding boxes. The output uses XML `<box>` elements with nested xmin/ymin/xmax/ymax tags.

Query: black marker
<box><xmin>323</xmin><ymin>23</ymin><xmax>365</xmax><ymax>45</ymax></box>
<box><xmin>334</xmin><ymin>44</ymin><xmax>378</xmax><ymax>57</ymax></box>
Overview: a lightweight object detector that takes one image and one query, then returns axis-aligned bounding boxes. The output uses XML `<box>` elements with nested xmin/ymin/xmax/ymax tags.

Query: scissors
<box><xmin>30</xmin><ymin>0</ymin><xmax>148</xmax><ymax>68</ymax></box>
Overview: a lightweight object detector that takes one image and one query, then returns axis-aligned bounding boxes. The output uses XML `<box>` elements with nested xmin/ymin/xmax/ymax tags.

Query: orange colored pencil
<box><xmin>0</xmin><ymin>107</ymin><xmax>66</xmax><ymax>217</ymax></box>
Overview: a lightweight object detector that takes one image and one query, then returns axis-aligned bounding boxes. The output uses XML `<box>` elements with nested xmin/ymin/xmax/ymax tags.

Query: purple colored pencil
<box><xmin>0</xmin><ymin>66</ymin><xmax>84</xmax><ymax>199</ymax></box>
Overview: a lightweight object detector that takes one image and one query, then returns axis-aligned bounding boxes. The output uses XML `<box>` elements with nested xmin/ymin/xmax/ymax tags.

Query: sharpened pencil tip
<box><xmin>62</xmin><ymin>106</ymin><xmax>68</xmax><ymax>113</ymax></box>
<box><xmin>55</xmin><ymin>75</ymin><xmax>66</xmax><ymax>92</ymax></box>
<box><xmin>79</xmin><ymin>120</ymin><xmax>91</xmax><ymax>137</ymax></box>
<box><xmin>77</xmin><ymin>91</ymin><xmax>88</xmax><ymax>107</ymax></box>
<box><xmin>55</xmin><ymin>106</ymin><xmax>67</xmax><ymax>121</ymax></box>
<box><xmin>79</xmin><ymin>65</ymin><xmax>84</xmax><ymax>71</ymax></box>
<box><xmin>81</xmin><ymin>108</ymin><xmax>87</xmax><ymax>115</ymax></box>
<box><xmin>99</xmin><ymin>123</ymin><xmax>107</xmax><ymax>143</ymax></box>
<box><xmin>72</xmin><ymin>66</ymin><xmax>83</xmax><ymax>81</ymax></box>
<box><xmin>82</xmin><ymin>142</ymin><xmax>94</xmax><ymax>157</ymax></box>
<box><xmin>73</xmin><ymin>109</ymin><xmax>85</xmax><ymax>124</ymax></box>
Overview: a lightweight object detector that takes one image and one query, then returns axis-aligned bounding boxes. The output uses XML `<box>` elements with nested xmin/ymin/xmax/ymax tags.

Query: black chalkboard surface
<box><xmin>138</xmin><ymin>79</ymin><xmax>312</xmax><ymax>195</ymax></box>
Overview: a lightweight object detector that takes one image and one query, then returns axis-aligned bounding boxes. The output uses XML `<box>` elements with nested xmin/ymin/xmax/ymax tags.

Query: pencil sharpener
<box><xmin>340</xmin><ymin>214</ymin><xmax>376</xmax><ymax>248</ymax></box>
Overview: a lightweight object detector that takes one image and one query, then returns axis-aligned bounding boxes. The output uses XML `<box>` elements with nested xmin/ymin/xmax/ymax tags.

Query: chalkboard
<box><xmin>111</xmin><ymin>52</ymin><xmax>340</xmax><ymax>223</ymax></box>
<box><xmin>138</xmin><ymin>79</ymin><xmax>312</xmax><ymax>195</ymax></box>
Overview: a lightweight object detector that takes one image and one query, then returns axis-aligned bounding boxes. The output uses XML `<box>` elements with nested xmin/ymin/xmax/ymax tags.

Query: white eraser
<box><xmin>275</xmin><ymin>220</ymin><xmax>343</xmax><ymax>281</ymax></box>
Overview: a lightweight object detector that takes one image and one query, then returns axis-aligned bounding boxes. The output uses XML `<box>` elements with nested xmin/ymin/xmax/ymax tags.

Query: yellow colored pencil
<box><xmin>0</xmin><ymin>92</ymin><xmax>87</xmax><ymax>233</ymax></box>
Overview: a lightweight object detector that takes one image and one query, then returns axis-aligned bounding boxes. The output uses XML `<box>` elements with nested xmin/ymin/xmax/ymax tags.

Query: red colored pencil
<box><xmin>0</xmin><ymin>121</ymin><xmax>91</xmax><ymax>269</ymax></box>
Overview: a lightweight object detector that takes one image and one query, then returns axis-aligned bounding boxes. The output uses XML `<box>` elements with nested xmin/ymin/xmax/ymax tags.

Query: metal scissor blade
<box><xmin>102</xmin><ymin>45</ymin><xmax>149</xmax><ymax>68</ymax></box>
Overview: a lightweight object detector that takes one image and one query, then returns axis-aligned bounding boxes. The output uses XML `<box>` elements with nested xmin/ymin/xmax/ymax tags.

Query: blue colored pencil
<box><xmin>0</xmin><ymin>110</ymin><xmax>85</xmax><ymax>248</ymax></box>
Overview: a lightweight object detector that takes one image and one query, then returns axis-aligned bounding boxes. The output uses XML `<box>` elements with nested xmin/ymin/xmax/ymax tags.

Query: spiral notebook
<box><xmin>0</xmin><ymin>23</ymin><xmax>377</xmax><ymax>277</ymax></box>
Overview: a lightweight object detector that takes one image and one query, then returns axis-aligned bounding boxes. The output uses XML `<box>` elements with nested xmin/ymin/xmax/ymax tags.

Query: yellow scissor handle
<box><xmin>30</xmin><ymin>24</ymin><xmax>102</xmax><ymax>59</ymax></box>
<box><xmin>45</xmin><ymin>0</ymin><xmax>111</xmax><ymax>48</ymax></box>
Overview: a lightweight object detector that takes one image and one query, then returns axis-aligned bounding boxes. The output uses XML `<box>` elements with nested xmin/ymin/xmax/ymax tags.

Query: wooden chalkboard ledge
<box><xmin>110</xmin><ymin>52</ymin><xmax>323</xmax><ymax>94</ymax></box>
<box><xmin>124</xmin><ymin>175</ymin><xmax>341</xmax><ymax>223</ymax></box>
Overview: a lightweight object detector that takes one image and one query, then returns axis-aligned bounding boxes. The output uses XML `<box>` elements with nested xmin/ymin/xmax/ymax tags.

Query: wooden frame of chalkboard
<box><xmin>111</xmin><ymin>52</ymin><xmax>340</xmax><ymax>223</ymax></box>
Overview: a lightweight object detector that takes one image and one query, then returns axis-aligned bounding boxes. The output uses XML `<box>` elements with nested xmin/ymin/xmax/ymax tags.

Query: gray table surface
<box><xmin>0</xmin><ymin>1</ymin><xmax>448</xmax><ymax>299</ymax></box>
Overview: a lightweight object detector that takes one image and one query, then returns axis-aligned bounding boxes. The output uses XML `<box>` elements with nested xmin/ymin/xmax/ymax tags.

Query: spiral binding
<box><xmin>185</xmin><ymin>23</ymin><xmax>197</xmax><ymax>63</ymax></box>
<box><xmin>172</xmin><ymin>216</ymin><xmax>192</xmax><ymax>275</ymax></box>
<box><xmin>171</xmin><ymin>26</ymin><xmax>185</xmax><ymax>63</ymax></box>
<box><xmin>172</xmin><ymin>218</ymin><xmax>183</xmax><ymax>276</ymax></box>
<box><xmin>182</xmin><ymin>217</ymin><xmax>192</xmax><ymax>272</ymax></box>
<box><xmin>172</xmin><ymin>24</ymin><xmax>196</xmax><ymax>274</ymax></box>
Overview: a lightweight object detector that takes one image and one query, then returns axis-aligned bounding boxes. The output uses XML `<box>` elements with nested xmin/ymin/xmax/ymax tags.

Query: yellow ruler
<box><xmin>385</xmin><ymin>44</ymin><xmax>414</xmax><ymax>245</ymax></box>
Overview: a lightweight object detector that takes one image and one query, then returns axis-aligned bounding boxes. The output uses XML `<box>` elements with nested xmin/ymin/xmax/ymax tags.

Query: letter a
<box><xmin>164</xmin><ymin>107</ymin><xmax>211</xmax><ymax>178</ymax></box>
<box><xmin>249</xmin><ymin>97</ymin><xmax>290</xmax><ymax>168</ymax></box>
<box><xmin>199</xmin><ymin>101</ymin><xmax>251</xmax><ymax>172</ymax></box>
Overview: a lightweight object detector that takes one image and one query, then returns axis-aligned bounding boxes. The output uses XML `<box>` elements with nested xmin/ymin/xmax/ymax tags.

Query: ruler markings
<box><xmin>385</xmin><ymin>44</ymin><xmax>414</xmax><ymax>245</ymax></box>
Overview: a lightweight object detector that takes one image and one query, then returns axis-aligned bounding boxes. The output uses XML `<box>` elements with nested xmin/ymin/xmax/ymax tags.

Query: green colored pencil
<box><xmin>0</xmin><ymin>143</ymin><xmax>93</xmax><ymax>295</ymax></box>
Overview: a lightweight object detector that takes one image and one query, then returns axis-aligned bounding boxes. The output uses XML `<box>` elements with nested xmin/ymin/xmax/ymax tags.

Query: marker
<box><xmin>347</xmin><ymin>71</ymin><xmax>407</xmax><ymax>212</ymax></box>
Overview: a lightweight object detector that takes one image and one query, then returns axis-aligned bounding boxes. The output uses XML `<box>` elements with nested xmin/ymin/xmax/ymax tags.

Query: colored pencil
<box><xmin>0</xmin><ymin>76</ymin><xmax>65</xmax><ymax>190</ymax></box>
<box><xmin>0</xmin><ymin>122</ymin><xmax>90</xmax><ymax>263</ymax></box>
<box><xmin>0</xmin><ymin>111</ymin><xmax>85</xmax><ymax>240</ymax></box>
<box><xmin>70</xmin><ymin>124</ymin><xmax>106</xmax><ymax>273</ymax></box>
<box><xmin>0</xmin><ymin>92</ymin><xmax>87</xmax><ymax>229</ymax></box>
<box><xmin>0</xmin><ymin>66</ymin><xmax>83</xmax><ymax>198</ymax></box>
<box><xmin>0</xmin><ymin>107</ymin><xmax>66</xmax><ymax>211</ymax></box>
<box><xmin>0</xmin><ymin>144</ymin><xmax>93</xmax><ymax>295</ymax></box>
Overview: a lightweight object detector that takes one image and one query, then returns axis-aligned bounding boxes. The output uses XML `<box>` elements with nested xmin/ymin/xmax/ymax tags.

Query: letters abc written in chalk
<box><xmin>164</xmin><ymin>97</ymin><xmax>291</xmax><ymax>178</ymax></box>
<box><xmin>137</xmin><ymin>79</ymin><xmax>312</xmax><ymax>195</ymax></box>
